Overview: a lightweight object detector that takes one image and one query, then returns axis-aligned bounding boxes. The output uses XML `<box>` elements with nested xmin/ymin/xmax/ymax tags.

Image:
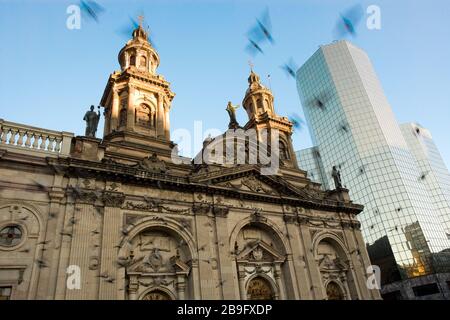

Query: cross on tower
<box><xmin>248</xmin><ymin>60</ymin><xmax>254</xmax><ymax>71</ymax></box>
<box><xmin>138</xmin><ymin>15</ymin><xmax>145</xmax><ymax>27</ymax></box>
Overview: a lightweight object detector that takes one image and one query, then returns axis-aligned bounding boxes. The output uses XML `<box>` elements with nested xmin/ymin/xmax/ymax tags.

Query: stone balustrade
<box><xmin>0</xmin><ymin>119</ymin><xmax>74</xmax><ymax>157</ymax></box>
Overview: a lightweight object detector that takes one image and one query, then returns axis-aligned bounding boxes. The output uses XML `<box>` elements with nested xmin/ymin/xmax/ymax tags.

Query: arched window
<box><xmin>326</xmin><ymin>282</ymin><xmax>344</xmax><ymax>300</ymax></box>
<box><xmin>264</xmin><ymin>99</ymin><xmax>271</xmax><ymax>112</ymax></box>
<box><xmin>140</xmin><ymin>55</ymin><xmax>147</xmax><ymax>68</ymax></box>
<box><xmin>142</xmin><ymin>290</ymin><xmax>172</xmax><ymax>300</ymax></box>
<box><xmin>135</xmin><ymin>104</ymin><xmax>155</xmax><ymax>127</ymax></box>
<box><xmin>247</xmin><ymin>277</ymin><xmax>273</xmax><ymax>300</ymax></box>
<box><xmin>119</xmin><ymin>108</ymin><xmax>127</xmax><ymax>127</ymax></box>
<box><xmin>257</xmin><ymin>99</ymin><xmax>264</xmax><ymax>113</ymax></box>
<box><xmin>279</xmin><ymin>141</ymin><xmax>289</xmax><ymax>160</ymax></box>
<box><xmin>130</xmin><ymin>55</ymin><xmax>136</xmax><ymax>66</ymax></box>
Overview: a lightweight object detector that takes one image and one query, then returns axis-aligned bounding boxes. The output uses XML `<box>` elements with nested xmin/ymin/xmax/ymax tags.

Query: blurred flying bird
<box><xmin>245</xmin><ymin>7</ymin><xmax>274</xmax><ymax>56</ymax></box>
<box><xmin>314</xmin><ymin>98</ymin><xmax>325</xmax><ymax>109</ymax></box>
<box><xmin>358</xmin><ymin>165</ymin><xmax>366</xmax><ymax>176</ymax></box>
<box><xmin>60</xmin><ymin>231</ymin><xmax>73</xmax><ymax>237</ymax></box>
<box><xmin>334</xmin><ymin>4</ymin><xmax>364</xmax><ymax>38</ymax></box>
<box><xmin>280</xmin><ymin>58</ymin><xmax>298</xmax><ymax>79</ymax></box>
<box><xmin>250</xmin><ymin>7</ymin><xmax>274</xmax><ymax>44</ymax></box>
<box><xmin>33</xmin><ymin>180</ymin><xmax>48</xmax><ymax>192</ymax></box>
<box><xmin>339</xmin><ymin>122</ymin><xmax>349</xmax><ymax>133</ymax></box>
<box><xmin>419</xmin><ymin>171</ymin><xmax>429</xmax><ymax>181</ymax></box>
<box><xmin>288</xmin><ymin>113</ymin><xmax>305</xmax><ymax>131</ymax></box>
<box><xmin>245</xmin><ymin>38</ymin><xmax>264</xmax><ymax>56</ymax></box>
<box><xmin>36</xmin><ymin>259</ymin><xmax>48</xmax><ymax>268</ymax></box>
<box><xmin>79</xmin><ymin>1</ymin><xmax>105</xmax><ymax>23</ymax></box>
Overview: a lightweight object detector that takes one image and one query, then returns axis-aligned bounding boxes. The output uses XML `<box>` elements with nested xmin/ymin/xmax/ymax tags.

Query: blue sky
<box><xmin>0</xmin><ymin>0</ymin><xmax>449</xmax><ymax>167</ymax></box>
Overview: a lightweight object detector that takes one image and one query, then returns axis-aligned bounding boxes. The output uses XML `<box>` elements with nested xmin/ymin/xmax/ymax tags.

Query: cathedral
<box><xmin>0</xmin><ymin>23</ymin><xmax>380</xmax><ymax>300</ymax></box>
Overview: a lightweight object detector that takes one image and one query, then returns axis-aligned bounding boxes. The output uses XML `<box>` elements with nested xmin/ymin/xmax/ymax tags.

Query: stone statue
<box><xmin>226</xmin><ymin>101</ymin><xmax>240</xmax><ymax>129</ymax></box>
<box><xmin>83</xmin><ymin>105</ymin><xmax>101</xmax><ymax>137</ymax></box>
<box><xmin>138</xmin><ymin>153</ymin><xmax>167</xmax><ymax>173</ymax></box>
<box><xmin>332</xmin><ymin>166</ymin><xmax>343</xmax><ymax>189</ymax></box>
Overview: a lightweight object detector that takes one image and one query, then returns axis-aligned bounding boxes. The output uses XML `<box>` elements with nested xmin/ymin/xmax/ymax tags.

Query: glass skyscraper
<box><xmin>296</xmin><ymin>40</ymin><xmax>450</xmax><ymax>299</ymax></box>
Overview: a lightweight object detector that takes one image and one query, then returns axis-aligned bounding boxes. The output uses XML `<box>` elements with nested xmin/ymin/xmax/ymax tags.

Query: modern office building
<box><xmin>400</xmin><ymin>122</ymin><xmax>450</xmax><ymax>235</ymax></box>
<box><xmin>296</xmin><ymin>40</ymin><xmax>450</xmax><ymax>299</ymax></box>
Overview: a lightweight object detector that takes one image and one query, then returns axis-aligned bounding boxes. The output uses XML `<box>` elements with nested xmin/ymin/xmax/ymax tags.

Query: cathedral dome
<box><xmin>117</xmin><ymin>24</ymin><xmax>160</xmax><ymax>74</ymax></box>
<box><xmin>132</xmin><ymin>25</ymin><xmax>149</xmax><ymax>41</ymax></box>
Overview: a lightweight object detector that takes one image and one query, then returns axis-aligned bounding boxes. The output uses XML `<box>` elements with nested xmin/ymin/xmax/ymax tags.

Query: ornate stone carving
<box><xmin>123</xmin><ymin>200</ymin><xmax>190</xmax><ymax>214</ymax></box>
<box><xmin>283</xmin><ymin>215</ymin><xmax>297</xmax><ymax>224</ymax></box>
<box><xmin>69</xmin><ymin>187</ymin><xmax>99</xmax><ymax>204</ymax></box>
<box><xmin>135</xmin><ymin>153</ymin><xmax>167</xmax><ymax>173</ymax></box>
<box><xmin>102</xmin><ymin>192</ymin><xmax>125</xmax><ymax>207</ymax></box>
<box><xmin>252</xmin><ymin>247</ymin><xmax>263</xmax><ymax>261</ymax></box>
<box><xmin>89</xmin><ymin>256</ymin><xmax>99</xmax><ymax>270</ymax></box>
<box><xmin>213</xmin><ymin>206</ymin><xmax>229</xmax><ymax>217</ymax></box>
<box><xmin>250</xmin><ymin>209</ymin><xmax>267</xmax><ymax>223</ymax></box>
<box><xmin>174</xmin><ymin>218</ymin><xmax>192</xmax><ymax>233</ymax></box>
<box><xmin>138</xmin><ymin>276</ymin><xmax>174</xmax><ymax>288</ymax></box>
<box><xmin>297</xmin><ymin>216</ymin><xmax>310</xmax><ymax>225</ymax></box>
<box><xmin>192</xmin><ymin>203</ymin><xmax>211</xmax><ymax>215</ymax></box>
<box><xmin>143</xmin><ymin>248</ymin><xmax>164</xmax><ymax>272</ymax></box>
<box><xmin>241</xmin><ymin>175</ymin><xmax>274</xmax><ymax>195</ymax></box>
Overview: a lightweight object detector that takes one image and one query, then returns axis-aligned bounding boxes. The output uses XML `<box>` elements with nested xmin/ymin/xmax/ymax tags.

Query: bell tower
<box><xmin>242</xmin><ymin>68</ymin><xmax>298</xmax><ymax>169</ymax></box>
<box><xmin>100</xmin><ymin>18</ymin><xmax>175</xmax><ymax>161</ymax></box>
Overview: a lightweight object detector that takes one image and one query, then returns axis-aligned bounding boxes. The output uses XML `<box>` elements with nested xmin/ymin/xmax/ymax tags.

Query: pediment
<box><xmin>127</xmin><ymin>249</ymin><xmax>190</xmax><ymax>275</ymax></box>
<box><xmin>216</xmin><ymin>175</ymin><xmax>278</xmax><ymax>195</ymax></box>
<box><xmin>192</xmin><ymin>165</ymin><xmax>313</xmax><ymax>199</ymax></box>
<box><xmin>318</xmin><ymin>255</ymin><xmax>348</xmax><ymax>272</ymax></box>
<box><xmin>237</xmin><ymin>240</ymin><xmax>285</xmax><ymax>263</ymax></box>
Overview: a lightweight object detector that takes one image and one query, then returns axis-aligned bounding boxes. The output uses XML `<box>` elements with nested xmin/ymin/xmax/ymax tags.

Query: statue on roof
<box><xmin>226</xmin><ymin>101</ymin><xmax>240</xmax><ymax>129</ymax></box>
<box><xmin>83</xmin><ymin>105</ymin><xmax>101</xmax><ymax>138</ymax></box>
<box><xmin>332</xmin><ymin>165</ymin><xmax>343</xmax><ymax>189</ymax></box>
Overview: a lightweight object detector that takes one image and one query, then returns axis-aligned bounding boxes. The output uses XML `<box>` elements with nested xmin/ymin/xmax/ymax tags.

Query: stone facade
<box><xmin>0</xmin><ymin>24</ymin><xmax>380</xmax><ymax>300</ymax></box>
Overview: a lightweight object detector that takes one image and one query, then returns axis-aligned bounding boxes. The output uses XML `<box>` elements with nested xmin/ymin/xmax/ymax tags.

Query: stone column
<box><xmin>164</xmin><ymin>103</ymin><xmax>170</xmax><ymax>140</ymax></box>
<box><xmin>213</xmin><ymin>206</ymin><xmax>239</xmax><ymax>299</ymax></box>
<box><xmin>176</xmin><ymin>275</ymin><xmax>186</xmax><ymax>300</ymax></box>
<box><xmin>284</xmin><ymin>215</ymin><xmax>309</xmax><ymax>299</ymax></box>
<box><xmin>274</xmin><ymin>264</ymin><xmax>286</xmax><ymax>300</ymax></box>
<box><xmin>110</xmin><ymin>88</ymin><xmax>120</xmax><ymax>132</ymax></box>
<box><xmin>298</xmin><ymin>217</ymin><xmax>327</xmax><ymax>300</ymax></box>
<box><xmin>65</xmin><ymin>190</ymin><xmax>99</xmax><ymax>300</ymax></box>
<box><xmin>54</xmin><ymin>196</ymin><xmax>76</xmax><ymax>300</ymax></box>
<box><xmin>341</xmin><ymin>218</ymin><xmax>380</xmax><ymax>300</ymax></box>
<box><xmin>45</xmin><ymin>189</ymin><xmax>67</xmax><ymax>299</ymax></box>
<box><xmin>126</xmin><ymin>85</ymin><xmax>135</xmax><ymax>130</ymax></box>
<box><xmin>98</xmin><ymin>192</ymin><xmax>125</xmax><ymax>299</ymax></box>
<box><xmin>192</xmin><ymin>203</ymin><xmax>217</xmax><ymax>299</ymax></box>
<box><xmin>128</xmin><ymin>276</ymin><xmax>138</xmax><ymax>300</ymax></box>
<box><xmin>157</xmin><ymin>93</ymin><xmax>165</xmax><ymax>138</ymax></box>
<box><xmin>238</xmin><ymin>268</ymin><xmax>247</xmax><ymax>300</ymax></box>
<box><xmin>35</xmin><ymin>189</ymin><xmax>65</xmax><ymax>300</ymax></box>
<box><xmin>353</xmin><ymin>225</ymin><xmax>382</xmax><ymax>300</ymax></box>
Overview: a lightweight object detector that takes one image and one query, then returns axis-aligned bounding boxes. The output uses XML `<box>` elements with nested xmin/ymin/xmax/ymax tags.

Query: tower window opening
<box><xmin>140</xmin><ymin>55</ymin><xmax>147</xmax><ymax>68</ymax></box>
<box><xmin>279</xmin><ymin>141</ymin><xmax>289</xmax><ymax>160</ymax></box>
<box><xmin>257</xmin><ymin>99</ymin><xmax>264</xmax><ymax>113</ymax></box>
<box><xmin>130</xmin><ymin>55</ymin><xmax>136</xmax><ymax>66</ymax></box>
